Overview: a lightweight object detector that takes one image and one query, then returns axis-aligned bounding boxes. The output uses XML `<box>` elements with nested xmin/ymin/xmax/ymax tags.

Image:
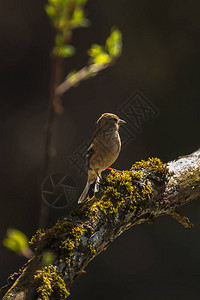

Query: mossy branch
<box><xmin>1</xmin><ymin>149</ymin><xmax>200</xmax><ymax>300</ymax></box>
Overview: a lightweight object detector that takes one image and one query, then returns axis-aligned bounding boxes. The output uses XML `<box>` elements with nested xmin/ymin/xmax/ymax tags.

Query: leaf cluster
<box><xmin>88</xmin><ymin>27</ymin><xmax>122</xmax><ymax>64</ymax></box>
<box><xmin>45</xmin><ymin>0</ymin><xmax>89</xmax><ymax>57</ymax></box>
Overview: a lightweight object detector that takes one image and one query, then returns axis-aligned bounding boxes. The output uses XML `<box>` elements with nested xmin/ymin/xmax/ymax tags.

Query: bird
<box><xmin>78</xmin><ymin>113</ymin><xmax>126</xmax><ymax>203</ymax></box>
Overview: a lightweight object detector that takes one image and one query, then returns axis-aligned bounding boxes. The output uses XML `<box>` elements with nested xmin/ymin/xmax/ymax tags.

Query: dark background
<box><xmin>0</xmin><ymin>0</ymin><xmax>200</xmax><ymax>299</ymax></box>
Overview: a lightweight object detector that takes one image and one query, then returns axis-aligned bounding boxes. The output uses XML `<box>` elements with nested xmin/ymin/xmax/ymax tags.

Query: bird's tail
<box><xmin>78</xmin><ymin>181</ymin><xmax>95</xmax><ymax>203</ymax></box>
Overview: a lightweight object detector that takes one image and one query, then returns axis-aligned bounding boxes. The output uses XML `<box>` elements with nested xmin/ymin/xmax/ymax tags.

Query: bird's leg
<box><xmin>107</xmin><ymin>167</ymin><xmax>122</xmax><ymax>173</ymax></box>
<box><xmin>95</xmin><ymin>171</ymin><xmax>101</xmax><ymax>180</ymax></box>
<box><xmin>94</xmin><ymin>171</ymin><xmax>101</xmax><ymax>193</ymax></box>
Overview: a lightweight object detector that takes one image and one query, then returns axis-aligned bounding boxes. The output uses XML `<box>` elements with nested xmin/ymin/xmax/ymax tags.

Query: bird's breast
<box><xmin>97</xmin><ymin>131</ymin><xmax>121</xmax><ymax>154</ymax></box>
<box><xmin>89</xmin><ymin>131</ymin><xmax>121</xmax><ymax>172</ymax></box>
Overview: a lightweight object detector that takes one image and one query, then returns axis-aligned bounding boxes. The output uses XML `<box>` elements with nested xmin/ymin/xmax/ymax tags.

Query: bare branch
<box><xmin>56</xmin><ymin>62</ymin><xmax>110</xmax><ymax>96</ymax></box>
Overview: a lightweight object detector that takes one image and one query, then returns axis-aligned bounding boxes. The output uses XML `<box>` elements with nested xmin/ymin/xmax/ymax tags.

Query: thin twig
<box><xmin>56</xmin><ymin>62</ymin><xmax>110</xmax><ymax>96</ymax></box>
<box><xmin>39</xmin><ymin>56</ymin><xmax>64</xmax><ymax>228</ymax></box>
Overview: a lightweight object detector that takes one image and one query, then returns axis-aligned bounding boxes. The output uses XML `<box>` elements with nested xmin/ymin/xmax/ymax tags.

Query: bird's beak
<box><xmin>118</xmin><ymin>119</ymin><xmax>126</xmax><ymax>125</ymax></box>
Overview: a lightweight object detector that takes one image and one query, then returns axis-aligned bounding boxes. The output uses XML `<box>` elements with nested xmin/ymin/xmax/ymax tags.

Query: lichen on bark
<box><xmin>1</xmin><ymin>151</ymin><xmax>200</xmax><ymax>300</ymax></box>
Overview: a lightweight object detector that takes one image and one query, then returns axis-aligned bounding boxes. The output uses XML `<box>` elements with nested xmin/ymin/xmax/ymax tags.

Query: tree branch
<box><xmin>2</xmin><ymin>149</ymin><xmax>200</xmax><ymax>299</ymax></box>
<box><xmin>56</xmin><ymin>62</ymin><xmax>110</xmax><ymax>97</ymax></box>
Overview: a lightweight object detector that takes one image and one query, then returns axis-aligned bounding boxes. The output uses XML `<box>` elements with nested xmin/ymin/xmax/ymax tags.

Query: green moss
<box><xmin>29</xmin><ymin>219</ymin><xmax>95</xmax><ymax>268</ymax></box>
<box><xmin>61</xmin><ymin>226</ymin><xmax>87</xmax><ymax>258</ymax></box>
<box><xmin>30</xmin><ymin>158</ymin><xmax>169</xmax><ymax>253</ymax></box>
<box><xmin>29</xmin><ymin>221</ymin><xmax>74</xmax><ymax>251</ymax></box>
<box><xmin>29</xmin><ymin>157</ymin><xmax>169</xmax><ymax>299</ymax></box>
<box><xmin>131</xmin><ymin>157</ymin><xmax>170</xmax><ymax>182</ymax></box>
<box><xmin>61</xmin><ymin>225</ymin><xmax>96</xmax><ymax>263</ymax></box>
<box><xmin>34</xmin><ymin>265</ymin><xmax>69</xmax><ymax>300</ymax></box>
<box><xmin>72</xmin><ymin>169</ymin><xmax>153</xmax><ymax>223</ymax></box>
<box><xmin>88</xmin><ymin>243</ymin><xmax>96</xmax><ymax>254</ymax></box>
<box><xmin>100</xmin><ymin>169</ymin><xmax>153</xmax><ymax>214</ymax></box>
<box><xmin>73</xmin><ymin>158</ymin><xmax>169</xmax><ymax>221</ymax></box>
<box><xmin>29</xmin><ymin>229</ymin><xmax>45</xmax><ymax>249</ymax></box>
<box><xmin>27</xmin><ymin>158</ymin><xmax>169</xmax><ymax>299</ymax></box>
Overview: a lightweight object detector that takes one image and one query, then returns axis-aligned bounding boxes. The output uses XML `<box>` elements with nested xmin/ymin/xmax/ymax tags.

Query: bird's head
<box><xmin>96</xmin><ymin>113</ymin><xmax>126</xmax><ymax>132</ymax></box>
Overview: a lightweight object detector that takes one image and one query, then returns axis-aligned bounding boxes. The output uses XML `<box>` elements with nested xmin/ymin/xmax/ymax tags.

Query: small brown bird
<box><xmin>78</xmin><ymin>113</ymin><xmax>126</xmax><ymax>203</ymax></box>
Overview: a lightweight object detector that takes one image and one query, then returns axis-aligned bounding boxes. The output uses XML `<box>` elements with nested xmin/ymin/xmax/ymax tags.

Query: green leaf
<box><xmin>105</xmin><ymin>27</ymin><xmax>122</xmax><ymax>58</ymax></box>
<box><xmin>71</xmin><ymin>7</ymin><xmax>90</xmax><ymax>28</ymax></box>
<box><xmin>88</xmin><ymin>28</ymin><xmax>122</xmax><ymax>65</ymax></box>
<box><xmin>88</xmin><ymin>44</ymin><xmax>104</xmax><ymax>57</ymax></box>
<box><xmin>93</xmin><ymin>53</ymin><xmax>111</xmax><ymax>64</ymax></box>
<box><xmin>45</xmin><ymin>4</ymin><xmax>56</xmax><ymax>19</ymax></box>
<box><xmin>54</xmin><ymin>44</ymin><xmax>76</xmax><ymax>57</ymax></box>
<box><xmin>3</xmin><ymin>229</ymin><xmax>28</xmax><ymax>255</ymax></box>
<box><xmin>55</xmin><ymin>33</ymin><xmax>65</xmax><ymax>47</ymax></box>
<box><xmin>57</xmin><ymin>16</ymin><xmax>68</xmax><ymax>30</ymax></box>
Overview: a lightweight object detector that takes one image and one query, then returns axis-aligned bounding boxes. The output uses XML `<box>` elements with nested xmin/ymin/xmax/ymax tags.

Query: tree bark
<box><xmin>1</xmin><ymin>149</ymin><xmax>200</xmax><ymax>300</ymax></box>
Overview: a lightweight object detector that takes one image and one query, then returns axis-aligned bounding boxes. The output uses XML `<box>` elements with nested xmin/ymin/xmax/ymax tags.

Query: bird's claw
<box><xmin>107</xmin><ymin>167</ymin><xmax>122</xmax><ymax>173</ymax></box>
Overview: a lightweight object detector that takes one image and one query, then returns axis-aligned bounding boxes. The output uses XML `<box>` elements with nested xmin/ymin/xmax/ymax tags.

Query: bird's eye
<box><xmin>113</xmin><ymin>118</ymin><xmax>118</xmax><ymax>122</ymax></box>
